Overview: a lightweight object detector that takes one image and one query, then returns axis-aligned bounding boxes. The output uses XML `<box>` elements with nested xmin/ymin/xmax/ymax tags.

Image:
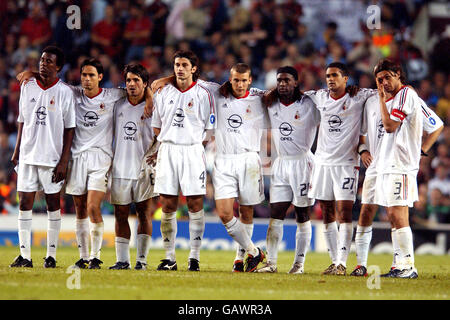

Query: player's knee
<box><xmin>295</xmin><ymin>206</ymin><xmax>310</xmax><ymax>223</ymax></box>
<box><xmin>187</xmin><ymin>198</ymin><xmax>203</xmax><ymax>213</ymax></box>
<box><xmin>45</xmin><ymin>195</ymin><xmax>60</xmax><ymax>212</ymax></box>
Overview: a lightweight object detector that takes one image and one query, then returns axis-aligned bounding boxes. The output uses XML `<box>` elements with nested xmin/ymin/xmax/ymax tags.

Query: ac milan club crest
<box><xmin>187</xmin><ymin>99</ymin><xmax>194</xmax><ymax>109</ymax></box>
<box><xmin>100</xmin><ymin>103</ymin><xmax>105</xmax><ymax>109</ymax></box>
<box><xmin>50</xmin><ymin>97</ymin><xmax>55</xmax><ymax>105</ymax></box>
<box><xmin>295</xmin><ymin>111</ymin><xmax>300</xmax><ymax>120</ymax></box>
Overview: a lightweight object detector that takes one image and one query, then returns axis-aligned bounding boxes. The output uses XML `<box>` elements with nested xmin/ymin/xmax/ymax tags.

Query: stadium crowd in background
<box><xmin>0</xmin><ymin>0</ymin><xmax>448</xmax><ymax>226</ymax></box>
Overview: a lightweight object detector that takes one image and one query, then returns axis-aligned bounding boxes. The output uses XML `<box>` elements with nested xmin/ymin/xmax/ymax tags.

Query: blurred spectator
<box><xmin>19</xmin><ymin>0</ymin><xmax>51</xmax><ymax>49</ymax></box>
<box><xmin>427</xmin><ymin>189</ymin><xmax>450</xmax><ymax>224</ymax></box>
<box><xmin>124</xmin><ymin>3</ymin><xmax>152</xmax><ymax>62</ymax></box>
<box><xmin>181</xmin><ymin>0</ymin><xmax>210</xmax><ymax>52</ymax></box>
<box><xmin>0</xmin><ymin>132</ymin><xmax>13</xmax><ymax>173</ymax></box>
<box><xmin>436</xmin><ymin>83</ymin><xmax>450</xmax><ymax>120</ymax></box>
<box><xmin>91</xmin><ymin>4</ymin><xmax>122</xmax><ymax>59</ymax></box>
<box><xmin>428</xmin><ymin>164</ymin><xmax>450</xmax><ymax>198</ymax></box>
<box><xmin>11</xmin><ymin>35</ymin><xmax>31</xmax><ymax>66</ymax></box>
<box><xmin>148</xmin><ymin>0</ymin><xmax>169</xmax><ymax>51</ymax></box>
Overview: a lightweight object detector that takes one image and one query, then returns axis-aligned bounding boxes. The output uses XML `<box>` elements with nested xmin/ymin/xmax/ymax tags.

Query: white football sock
<box><xmin>266</xmin><ymin>218</ymin><xmax>283</xmax><ymax>265</ymax></box>
<box><xmin>396</xmin><ymin>227</ymin><xmax>415</xmax><ymax>270</ymax></box>
<box><xmin>236</xmin><ymin>222</ymin><xmax>254</xmax><ymax>261</ymax></box>
<box><xmin>188</xmin><ymin>210</ymin><xmax>205</xmax><ymax>261</ymax></box>
<box><xmin>136</xmin><ymin>233</ymin><xmax>151</xmax><ymax>264</ymax></box>
<box><xmin>115</xmin><ymin>237</ymin><xmax>130</xmax><ymax>263</ymax></box>
<box><xmin>89</xmin><ymin>221</ymin><xmax>104</xmax><ymax>260</ymax></box>
<box><xmin>391</xmin><ymin>228</ymin><xmax>401</xmax><ymax>269</ymax></box>
<box><xmin>355</xmin><ymin>225</ymin><xmax>372</xmax><ymax>267</ymax></box>
<box><xmin>18</xmin><ymin>210</ymin><xmax>32</xmax><ymax>260</ymax></box>
<box><xmin>47</xmin><ymin>210</ymin><xmax>61</xmax><ymax>259</ymax></box>
<box><xmin>76</xmin><ymin>218</ymin><xmax>90</xmax><ymax>260</ymax></box>
<box><xmin>294</xmin><ymin>221</ymin><xmax>312</xmax><ymax>264</ymax></box>
<box><xmin>224</xmin><ymin>217</ymin><xmax>258</xmax><ymax>257</ymax></box>
<box><xmin>161</xmin><ymin>211</ymin><xmax>177</xmax><ymax>261</ymax></box>
<box><xmin>337</xmin><ymin>222</ymin><xmax>353</xmax><ymax>267</ymax></box>
<box><xmin>323</xmin><ymin>221</ymin><xmax>338</xmax><ymax>265</ymax></box>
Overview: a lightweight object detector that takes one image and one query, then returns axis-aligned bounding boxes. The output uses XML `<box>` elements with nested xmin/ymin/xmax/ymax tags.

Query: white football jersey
<box><xmin>362</xmin><ymin>94</ymin><xmax>443</xmax><ymax>176</ymax></box>
<box><xmin>18</xmin><ymin>78</ymin><xmax>76</xmax><ymax>167</ymax></box>
<box><xmin>214</xmin><ymin>90</ymin><xmax>268</xmax><ymax>154</ymax></box>
<box><xmin>268</xmin><ymin>95</ymin><xmax>320</xmax><ymax>156</ymax></box>
<box><xmin>112</xmin><ymin>97</ymin><xmax>154</xmax><ymax>180</ymax></box>
<box><xmin>376</xmin><ymin>86</ymin><xmax>423</xmax><ymax>175</ymax></box>
<box><xmin>71</xmin><ymin>87</ymin><xmax>125</xmax><ymax>158</ymax></box>
<box><xmin>151</xmin><ymin>81</ymin><xmax>216</xmax><ymax>145</ymax></box>
<box><xmin>305</xmin><ymin>88</ymin><xmax>376</xmax><ymax>166</ymax></box>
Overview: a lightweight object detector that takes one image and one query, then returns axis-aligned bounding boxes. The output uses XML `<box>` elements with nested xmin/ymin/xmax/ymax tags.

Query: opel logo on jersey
<box><xmin>328</xmin><ymin>115</ymin><xmax>342</xmax><ymax>132</ymax></box>
<box><xmin>279</xmin><ymin>122</ymin><xmax>293</xmax><ymax>136</ymax></box>
<box><xmin>36</xmin><ymin>106</ymin><xmax>47</xmax><ymax>120</ymax></box>
<box><xmin>83</xmin><ymin>111</ymin><xmax>99</xmax><ymax>127</ymax></box>
<box><xmin>227</xmin><ymin>114</ymin><xmax>243</xmax><ymax>128</ymax></box>
<box><xmin>174</xmin><ymin>108</ymin><xmax>185</xmax><ymax>122</ymax></box>
<box><xmin>124</xmin><ymin>121</ymin><xmax>137</xmax><ymax>136</ymax></box>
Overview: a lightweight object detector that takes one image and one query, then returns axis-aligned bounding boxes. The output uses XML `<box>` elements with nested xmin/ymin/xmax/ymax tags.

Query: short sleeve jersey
<box><xmin>71</xmin><ymin>87</ymin><xmax>125</xmax><ymax>158</ymax></box>
<box><xmin>112</xmin><ymin>97</ymin><xmax>154</xmax><ymax>180</ymax></box>
<box><xmin>151</xmin><ymin>81</ymin><xmax>216</xmax><ymax>145</ymax></box>
<box><xmin>363</xmin><ymin>94</ymin><xmax>443</xmax><ymax>176</ymax></box>
<box><xmin>214</xmin><ymin>90</ymin><xmax>268</xmax><ymax>154</ymax></box>
<box><xmin>377</xmin><ymin>86</ymin><xmax>423</xmax><ymax>174</ymax></box>
<box><xmin>268</xmin><ymin>95</ymin><xmax>320</xmax><ymax>156</ymax></box>
<box><xmin>18</xmin><ymin>78</ymin><xmax>76</xmax><ymax>166</ymax></box>
<box><xmin>305</xmin><ymin>88</ymin><xmax>376</xmax><ymax>166</ymax></box>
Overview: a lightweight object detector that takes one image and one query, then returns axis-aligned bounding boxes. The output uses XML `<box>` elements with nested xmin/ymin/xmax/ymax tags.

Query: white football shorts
<box><xmin>213</xmin><ymin>152</ymin><xmax>265</xmax><ymax>205</ymax></box>
<box><xmin>374</xmin><ymin>173</ymin><xmax>418</xmax><ymax>208</ymax></box>
<box><xmin>270</xmin><ymin>153</ymin><xmax>315</xmax><ymax>207</ymax></box>
<box><xmin>361</xmin><ymin>174</ymin><xmax>377</xmax><ymax>205</ymax></box>
<box><xmin>154</xmin><ymin>142</ymin><xmax>207</xmax><ymax>196</ymax></box>
<box><xmin>111</xmin><ymin>166</ymin><xmax>158</xmax><ymax>205</ymax></box>
<box><xmin>17</xmin><ymin>162</ymin><xmax>64</xmax><ymax>194</ymax></box>
<box><xmin>66</xmin><ymin>149</ymin><xmax>111</xmax><ymax>195</ymax></box>
<box><xmin>308</xmin><ymin>164</ymin><xmax>360</xmax><ymax>201</ymax></box>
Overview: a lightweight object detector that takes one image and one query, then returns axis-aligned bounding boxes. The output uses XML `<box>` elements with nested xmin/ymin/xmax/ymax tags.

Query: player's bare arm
<box><xmin>422</xmin><ymin>124</ymin><xmax>444</xmax><ymax>155</ymax></box>
<box><xmin>52</xmin><ymin>127</ymin><xmax>75</xmax><ymax>183</ymax></box>
<box><xmin>357</xmin><ymin>135</ymin><xmax>372</xmax><ymax>168</ymax></box>
<box><xmin>150</xmin><ymin>74</ymin><xmax>176</xmax><ymax>93</ymax></box>
<box><xmin>11</xmin><ymin>122</ymin><xmax>23</xmax><ymax>166</ymax></box>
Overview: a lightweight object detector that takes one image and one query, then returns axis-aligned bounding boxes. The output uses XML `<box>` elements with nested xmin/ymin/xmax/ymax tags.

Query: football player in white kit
<box><xmin>66</xmin><ymin>59</ymin><xmax>125</xmax><ymax>269</ymax></box>
<box><xmin>256</xmin><ymin>67</ymin><xmax>320</xmax><ymax>274</ymax></box>
<box><xmin>210</xmin><ymin>63</ymin><xmax>267</xmax><ymax>272</ymax></box>
<box><xmin>151</xmin><ymin>50</ymin><xmax>216</xmax><ymax>271</ymax></box>
<box><xmin>366</xmin><ymin>59</ymin><xmax>438</xmax><ymax>278</ymax></box>
<box><xmin>350</xmin><ymin>90</ymin><xmax>443</xmax><ymax>277</ymax></box>
<box><xmin>305</xmin><ymin>62</ymin><xmax>375</xmax><ymax>275</ymax></box>
<box><xmin>10</xmin><ymin>46</ymin><xmax>76</xmax><ymax>268</ymax></box>
<box><xmin>109</xmin><ymin>64</ymin><xmax>159</xmax><ymax>270</ymax></box>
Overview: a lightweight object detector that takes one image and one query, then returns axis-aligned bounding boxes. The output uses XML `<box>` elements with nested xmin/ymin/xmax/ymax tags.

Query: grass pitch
<box><xmin>0</xmin><ymin>246</ymin><xmax>448</xmax><ymax>300</ymax></box>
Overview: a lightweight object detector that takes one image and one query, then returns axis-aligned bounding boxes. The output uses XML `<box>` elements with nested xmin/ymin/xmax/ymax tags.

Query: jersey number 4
<box><xmin>199</xmin><ymin>171</ymin><xmax>206</xmax><ymax>188</ymax></box>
